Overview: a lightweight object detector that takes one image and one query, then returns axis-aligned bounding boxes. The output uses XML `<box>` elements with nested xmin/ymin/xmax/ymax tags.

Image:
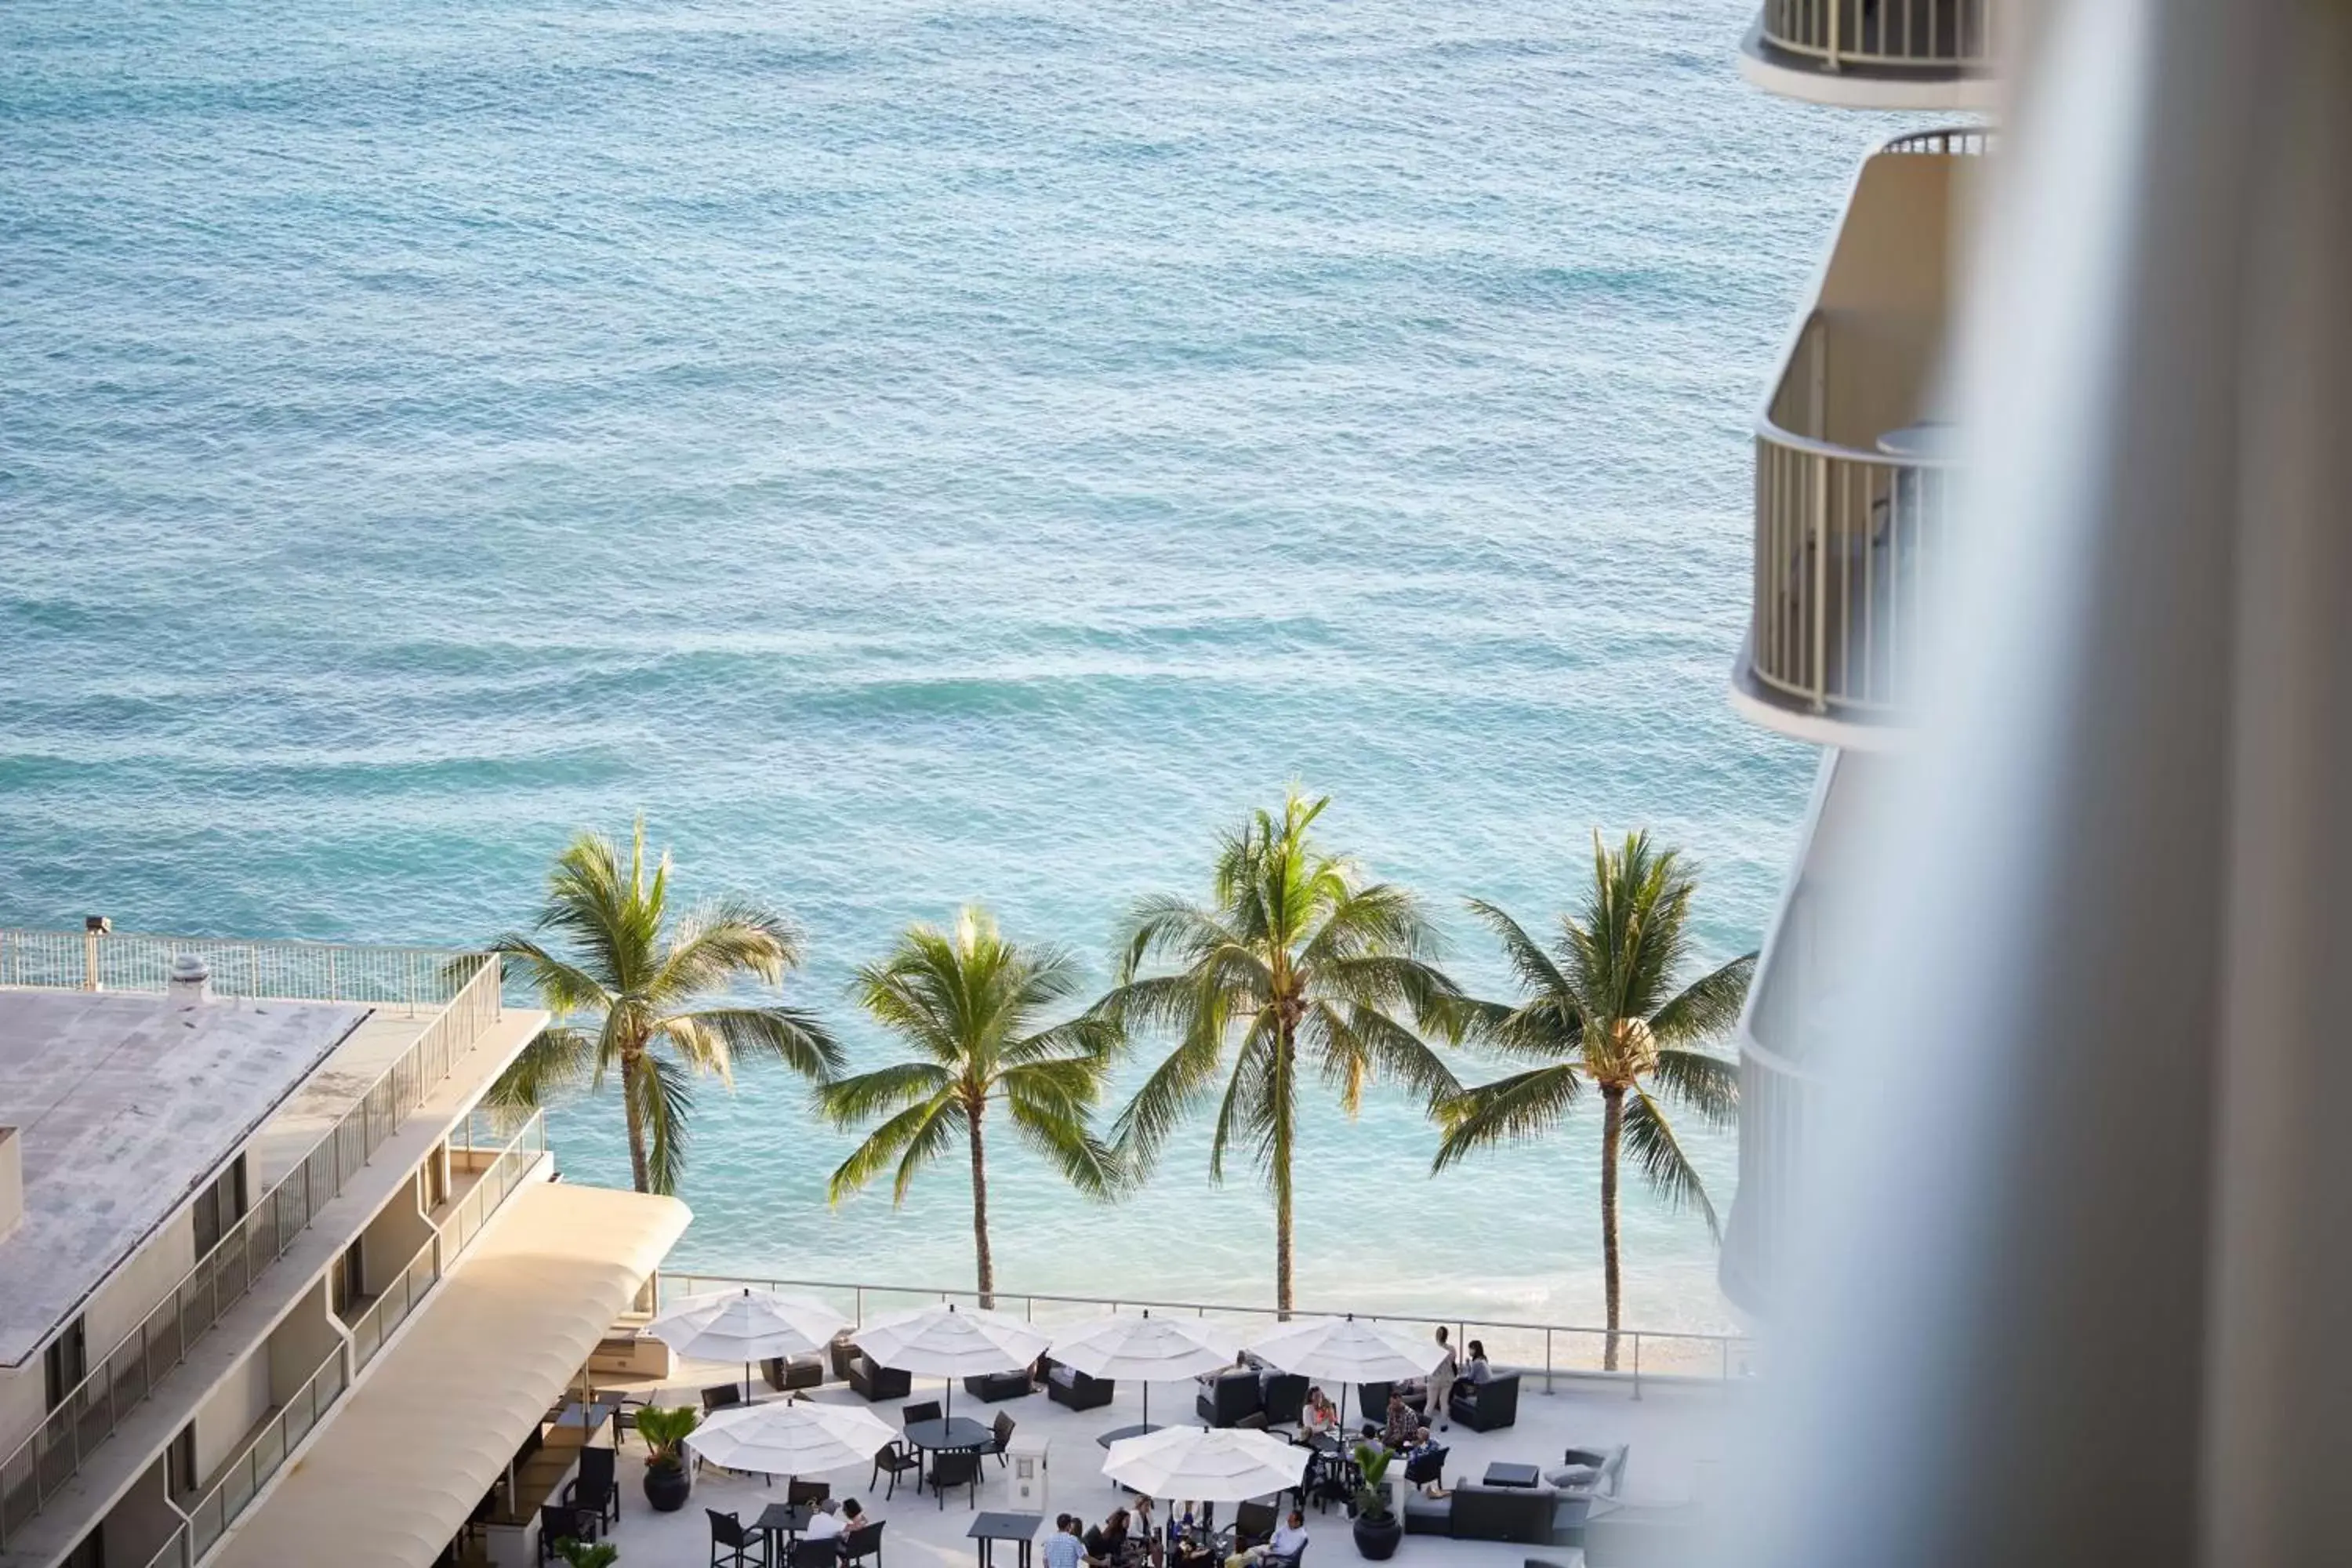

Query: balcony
<box><xmin>1732</xmin><ymin>128</ymin><xmax>1987</xmax><ymax>746</ymax></box>
<box><xmin>1741</xmin><ymin>0</ymin><xmax>2002</xmax><ymax>109</ymax></box>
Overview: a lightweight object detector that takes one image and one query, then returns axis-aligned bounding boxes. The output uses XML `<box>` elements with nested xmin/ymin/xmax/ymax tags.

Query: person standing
<box><xmin>1422</xmin><ymin>1326</ymin><xmax>1457</xmax><ymax>1431</ymax></box>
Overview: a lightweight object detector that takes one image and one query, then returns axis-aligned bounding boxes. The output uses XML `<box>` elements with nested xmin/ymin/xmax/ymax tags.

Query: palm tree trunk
<box><xmin>1599</xmin><ymin>1081</ymin><xmax>1625</xmax><ymax>1371</ymax></box>
<box><xmin>622</xmin><ymin>1048</ymin><xmax>652</xmax><ymax>1195</ymax></box>
<box><xmin>1273</xmin><ymin>1022</ymin><xmax>1295</xmax><ymax>1319</ymax></box>
<box><xmin>968</xmin><ymin>1100</ymin><xmax>995</xmax><ymax>1309</ymax></box>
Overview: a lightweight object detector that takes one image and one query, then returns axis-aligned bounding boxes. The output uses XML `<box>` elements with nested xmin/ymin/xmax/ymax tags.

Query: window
<box><xmin>44</xmin><ymin>1316</ymin><xmax>87</xmax><ymax>1412</ymax></box>
<box><xmin>190</xmin><ymin>1156</ymin><xmax>249</xmax><ymax>1258</ymax></box>
<box><xmin>170</xmin><ymin>1424</ymin><xmax>198</xmax><ymax>1498</ymax></box>
<box><xmin>331</xmin><ymin>1238</ymin><xmax>365</xmax><ymax>1317</ymax></box>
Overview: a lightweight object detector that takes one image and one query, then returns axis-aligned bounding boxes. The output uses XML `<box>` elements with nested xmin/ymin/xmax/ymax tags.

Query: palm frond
<box><xmin>1650</xmin><ymin>1047</ymin><xmax>1739</xmax><ymax>1129</ymax></box>
<box><xmin>662</xmin><ymin>1004</ymin><xmax>844</xmax><ymax>1080</ymax></box>
<box><xmin>485</xmin><ymin>1026</ymin><xmax>597</xmax><ymax>1112</ymax></box>
<box><xmin>1621</xmin><ymin>1087</ymin><xmax>1719</xmax><ymax>1240</ymax></box>
<box><xmin>824</xmin><ymin>1088</ymin><xmax>960</xmax><ymax>1204</ymax></box>
<box><xmin>1003</xmin><ymin>1094</ymin><xmax>1125</xmax><ymax>1200</ymax></box>
<box><xmin>1109</xmin><ymin>982</ymin><xmax>1240</xmax><ymax>1174</ymax></box>
<box><xmin>1646</xmin><ymin>953</ymin><xmax>1756</xmax><ymax>1046</ymax></box>
<box><xmin>482</xmin><ymin>934</ymin><xmax>612</xmax><ymax>1017</ymax></box>
<box><xmin>815</xmin><ymin>1062</ymin><xmax>956</xmax><ymax>1127</ymax></box>
<box><xmin>652</xmin><ymin>899</ymin><xmax>808</xmax><ymax>1000</ymax></box>
<box><xmin>630</xmin><ymin>1050</ymin><xmax>696</xmax><ymax>1196</ymax></box>
<box><xmin>1428</xmin><ymin>1064</ymin><xmax>1585</xmax><ymax>1173</ymax></box>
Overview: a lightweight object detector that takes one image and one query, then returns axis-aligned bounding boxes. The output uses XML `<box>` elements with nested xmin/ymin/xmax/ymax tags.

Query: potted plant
<box><xmin>636</xmin><ymin>1404</ymin><xmax>699</xmax><ymax>1512</ymax></box>
<box><xmin>1349</xmin><ymin>1442</ymin><xmax>1403</xmax><ymax>1560</ymax></box>
<box><xmin>554</xmin><ymin>1540</ymin><xmax>619</xmax><ymax>1568</ymax></box>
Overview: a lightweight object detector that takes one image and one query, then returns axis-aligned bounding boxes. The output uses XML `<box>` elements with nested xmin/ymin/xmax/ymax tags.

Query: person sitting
<box><xmin>1462</xmin><ymin>1339</ymin><xmax>1493</xmax><ymax>1385</ymax></box>
<box><xmin>1223</xmin><ymin>1510</ymin><xmax>1308</xmax><ymax>1568</ymax></box>
<box><xmin>1403</xmin><ymin>1428</ymin><xmax>1448</xmax><ymax>1498</ymax></box>
<box><xmin>837</xmin><ymin>1500</ymin><xmax>869</xmax><ymax>1546</ymax></box>
<box><xmin>1299</xmin><ymin>1387</ymin><xmax>1339</xmax><ymax>1442</ymax></box>
<box><xmin>1130</xmin><ymin>1496</ymin><xmax>1160</xmax><ymax>1566</ymax></box>
<box><xmin>1381</xmin><ymin>1392</ymin><xmax>1418</xmax><ymax>1450</ymax></box>
<box><xmin>805</xmin><ymin>1498</ymin><xmax>848</xmax><ymax>1545</ymax></box>
<box><xmin>1084</xmin><ymin>1507</ymin><xmax>1133</xmax><ymax>1566</ymax></box>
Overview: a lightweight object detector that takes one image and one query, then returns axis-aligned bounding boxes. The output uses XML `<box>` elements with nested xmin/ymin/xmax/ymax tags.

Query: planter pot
<box><xmin>1352</xmin><ymin>1512</ymin><xmax>1403</xmax><ymax>1560</ymax></box>
<box><xmin>644</xmin><ymin>1461</ymin><xmax>692</xmax><ymax>1512</ymax></box>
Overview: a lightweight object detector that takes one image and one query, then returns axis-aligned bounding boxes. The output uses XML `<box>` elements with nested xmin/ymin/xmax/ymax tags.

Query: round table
<box><xmin>906</xmin><ymin>1416</ymin><xmax>993</xmax><ymax>1453</ymax></box>
<box><xmin>1094</xmin><ymin>1422</ymin><xmax>1161</xmax><ymax>1449</ymax></box>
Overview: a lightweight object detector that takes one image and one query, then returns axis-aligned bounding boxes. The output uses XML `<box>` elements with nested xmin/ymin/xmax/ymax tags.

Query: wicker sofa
<box><xmin>1040</xmin><ymin>1356</ymin><xmax>1113</xmax><ymax>1411</ymax></box>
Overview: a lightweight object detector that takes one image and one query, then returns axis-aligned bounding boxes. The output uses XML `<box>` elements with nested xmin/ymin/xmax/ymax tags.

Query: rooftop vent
<box><xmin>168</xmin><ymin>954</ymin><xmax>212</xmax><ymax>1007</ymax></box>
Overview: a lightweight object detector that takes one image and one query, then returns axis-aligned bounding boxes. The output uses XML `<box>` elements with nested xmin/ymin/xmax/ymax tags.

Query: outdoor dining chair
<box><xmin>538</xmin><ymin>1501</ymin><xmax>602</xmax><ymax>1562</ymax></box>
<box><xmin>872</xmin><ymin>1439</ymin><xmax>922</xmax><ymax>1500</ymax></box>
<box><xmin>709</xmin><ymin>1507</ymin><xmax>772</xmax><ymax>1566</ymax></box>
<box><xmin>902</xmin><ymin>1399</ymin><xmax>943</xmax><ymax>1428</ymax></box>
<box><xmin>787</xmin><ymin>1479</ymin><xmax>832</xmax><ymax>1507</ymax></box>
<box><xmin>928</xmin><ymin>1447</ymin><xmax>982</xmax><ymax>1509</ymax></box>
<box><xmin>841</xmin><ymin>1519</ymin><xmax>887</xmax><ymax>1568</ymax></box>
<box><xmin>983</xmin><ymin>1412</ymin><xmax>1016</xmax><ymax>1468</ymax></box>
<box><xmin>792</xmin><ymin>1538</ymin><xmax>841</xmax><ymax>1568</ymax></box>
<box><xmin>564</xmin><ymin>1446</ymin><xmax>621</xmax><ymax>1526</ymax></box>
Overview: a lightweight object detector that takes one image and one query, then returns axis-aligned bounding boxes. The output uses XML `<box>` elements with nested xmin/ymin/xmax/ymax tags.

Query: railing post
<box><xmin>1544</xmin><ymin>1329</ymin><xmax>1554</xmax><ymax>1394</ymax></box>
<box><xmin>1632</xmin><ymin>1334</ymin><xmax>1643</xmax><ymax>1402</ymax></box>
<box><xmin>1826</xmin><ymin>0</ymin><xmax>1842</xmax><ymax>69</ymax></box>
<box><xmin>1810</xmin><ymin>452</ymin><xmax>1831</xmax><ymax>711</ymax></box>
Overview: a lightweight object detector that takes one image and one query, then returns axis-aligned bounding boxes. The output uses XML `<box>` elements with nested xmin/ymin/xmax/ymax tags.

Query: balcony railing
<box><xmin>1744</xmin><ymin>129</ymin><xmax>1986</xmax><ymax>727</ymax></box>
<box><xmin>0</xmin><ymin>955</ymin><xmax>503</xmax><ymax>1553</ymax></box>
<box><xmin>1760</xmin><ymin>0</ymin><xmax>1995</xmax><ymax>74</ymax></box>
<box><xmin>350</xmin><ymin>1113</ymin><xmax>548</xmax><ymax>1372</ymax></box>
<box><xmin>656</xmin><ymin>1272</ymin><xmax>1755</xmax><ymax>1392</ymax></box>
<box><xmin>183</xmin><ymin>1345</ymin><xmax>346</xmax><ymax>1559</ymax></box>
<box><xmin>0</xmin><ymin>928</ymin><xmax>475</xmax><ymax>1014</ymax></box>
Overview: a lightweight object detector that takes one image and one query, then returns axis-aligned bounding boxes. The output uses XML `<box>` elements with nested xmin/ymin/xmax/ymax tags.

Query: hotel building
<box><xmin>1717</xmin><ymin>2</ymin><xmax>1997</xmax><ymax>1315</ymax></box>
<box><xmin>0</xmin><ymin>931</ymin><xmax>688</xmax><ymax>1568</ymax></box>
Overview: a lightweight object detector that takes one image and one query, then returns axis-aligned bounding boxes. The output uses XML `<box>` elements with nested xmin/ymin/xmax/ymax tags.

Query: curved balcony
<box><xmin>1742</xmin><ymin>0</ymin><xmax>2001</xmax><ymax>110</ymax></box>
<box><xmin>1732</xmin><ymin>129</ymin><xmax>1987</xmax><ymax>746</ymax></box>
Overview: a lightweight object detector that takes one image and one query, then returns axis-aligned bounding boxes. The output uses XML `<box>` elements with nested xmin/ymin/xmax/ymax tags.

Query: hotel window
<box><xmin>44</xmin><ymin>1316</ymin><xmax>86</xmax><ymax>1412</ymax></box>
<box><xmin>190</xmin><ymin>1156</ymin><xmax>249</xmax><ymax>1258</ymax></box>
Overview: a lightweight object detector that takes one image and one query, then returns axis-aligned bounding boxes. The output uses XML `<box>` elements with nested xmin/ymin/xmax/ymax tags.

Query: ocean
<box><xmin>1</xmin><ymin>0</ymin><xmax>1922</xmax><ymax>1334</ymax></box>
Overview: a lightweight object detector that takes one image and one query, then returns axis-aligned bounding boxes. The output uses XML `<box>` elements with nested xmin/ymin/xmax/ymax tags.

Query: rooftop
<box><xmin>0</xmin><ymin>987</ymin><xmax>368</xmax><ymax>1367</ymax></box>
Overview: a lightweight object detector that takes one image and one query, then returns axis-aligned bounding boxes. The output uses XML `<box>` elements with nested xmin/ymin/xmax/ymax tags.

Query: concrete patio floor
<box><xmin>588</xmin><ymin>1360</ymin><xmax>1736</xmax><ymax>1568</ymax></box>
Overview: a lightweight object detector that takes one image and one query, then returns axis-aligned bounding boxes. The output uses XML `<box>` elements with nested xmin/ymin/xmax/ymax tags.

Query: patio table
<box><xmin>968</xmin><ymin>1510</ymin><xmax>1045</xmax><ymax>1568</ymax></box>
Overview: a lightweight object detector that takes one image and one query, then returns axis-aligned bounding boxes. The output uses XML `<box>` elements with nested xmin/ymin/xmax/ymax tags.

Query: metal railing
<box><xmin>0</xmin><ymin>927</ymin><xmax>484</xmax><ymax>1014</ymax></box>
<box><xmin>350</xmin><ymin>1112</ymin><xmax>547</xmax><ymax>1371</ymax></box>
<box><xmin>0</xmin><ymin>956</ymin><xmax>503</xmax><ymax>1551</ymax></box>
<box><xmin>138</xmin><ymin>1523</ymin><xmax>191</xmax><ymax>1568</ymax></box>
<box><xmin>655</xmin><ymin>1273</ymin><xmax>1754</xmax><ymax>1397</ymax></box>
<box><xmin>1760</xmin><ymin>0</ymin><xmax>1994</xmax><ymax>73</ymax></box>
<box><xmin>183</xmin><ymin>1344</ymin><xmax>347</xmax><ymax>1559</ymax></box>
<box><xmin>1746</xmin><ymin>129</ymin><xmax>1986</xmax><ymax>724</ymax></box>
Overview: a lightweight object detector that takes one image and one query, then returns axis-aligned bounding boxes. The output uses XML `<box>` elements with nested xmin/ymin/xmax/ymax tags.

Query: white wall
<box><xmin>191</xmin><ymin>1346</ymin><xmax>270</xmax><ymax>1484</ymax></box>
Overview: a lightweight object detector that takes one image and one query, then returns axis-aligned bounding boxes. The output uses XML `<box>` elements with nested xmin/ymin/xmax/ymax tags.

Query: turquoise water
<box><xmin>2</xmin><ymin>1</ymin><xmax>1907</xmax><ymax>1331</ymax></box>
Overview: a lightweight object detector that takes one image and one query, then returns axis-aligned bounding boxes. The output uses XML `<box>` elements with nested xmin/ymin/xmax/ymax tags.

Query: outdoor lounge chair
<box><xmin>709</xmin><ymin>1508</ymin><xmax>772</xmax><ymax>1566</ymax></box>
<box><xmin>841</xmin><ymin>1519</ymin><xmax>886</xmax><ymax>1568</ymax></box>
<box><xmin>928</xmin><ymin>1447</ymin><xmax>982</xmax><ymax>1509</ymax></box>
<box><xmin>1197</xmin><ymin>1370</ymin><xmax>1262</xmax><ymax>1428</ymax></box>
<box><xmin>1042</xmin><ymin>1357</ymin><xmax>1114</xmax><ymax>1411</ymax></box>
<box><xmin>765</xmin><ymin>1352</ymin><xmax>827</xmax><ymax>1392</ymax></box>
<box><xmin>963</xmin><ymin>1366</ymin><xmax>1035</xmax><ymax>1402</ymax></box>
<box><xmin>872</xmin><ymin>1439</ymin><xmax>922</xmax><ymax>1500</ymax></box>
<box><xmin>849</xmin><ymin>1355</ymin><xmax>912</xmax><ymax>1402</ymax></box>
<box><xmin>1446</xmin><ymin>1371</ymin><xmax>1520</xmax><ymax>1432</ymax></box>
<box><xmin>1261</xmin><ymin>1374</ymin><xmax>1308</xmax><ymax>1429</ymax></box>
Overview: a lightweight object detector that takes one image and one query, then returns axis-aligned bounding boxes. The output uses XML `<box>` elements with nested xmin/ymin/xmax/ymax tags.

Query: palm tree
<box><xmin>1096</xmin><ymin>791</ymin><xmax>1462</xmax><ymax>1316</ymax></box>
<box><xmin>817</xmin><ymin>907</ymin><xmax>1123</xmax><ymax>1306</ymax></box>
<box><xmin>484</xmin><ymin>821</ymin><xmax>842</xmax><ymax>1196</ymax></box>
<box><xmin>1432</xmin><ymin>830</ymin><xmax>1751</xmax><ymax>1368</ymax></box>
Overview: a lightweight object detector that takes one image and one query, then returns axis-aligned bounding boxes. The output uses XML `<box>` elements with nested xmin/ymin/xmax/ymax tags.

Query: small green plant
<box><xmin>1351</xmin><ymin>1442</ymin><xmax>1393</xmax><ymax>1520</ymax></box>
<box><xmin>635</xmin><ymin>1404</ymin><xmax>700</xmax><ymax>1472</ymax></box>
<box><xmin>554</xmin><ymin>1540</ymin><xmax>619</xmax><ymax>1568</ymax></box>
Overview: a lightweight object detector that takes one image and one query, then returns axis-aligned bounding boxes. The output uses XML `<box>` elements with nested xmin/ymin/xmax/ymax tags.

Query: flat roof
<box><xmin>0</xmin><ymin>989</ymin><xmax>370</xmax><ymax>1367</ymax></box>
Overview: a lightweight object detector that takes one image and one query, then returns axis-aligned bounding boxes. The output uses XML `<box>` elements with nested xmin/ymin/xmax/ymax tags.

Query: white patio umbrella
<box><xmin>1245</xmin><ymin>1315</ymin><xmax>1446</xmax><ymax>1431</ymax></box>
<box><xmin>853</xmin><ymin>1301</ymin><xmax>1053</xmax><ymax>1418</ymax></box>
<box><xmin>1102</xmin><ymin>1425</ymin><xmax>1308</xmax><ymax>1503</ymax></box>
<box><xmin>649</xmin><ymin>1287</ymin><xmax>852</xmax><ymax>1399</ymax></box>
<box><xmin>684</xmin><ymin>1396</ymin><xmax>897</xmax><ymax>1479</ymax></box>
<box><xmin>1048</xmin><ymin>1309</ymin><xmax>1240</xmax><ymax>1433</ymax></box>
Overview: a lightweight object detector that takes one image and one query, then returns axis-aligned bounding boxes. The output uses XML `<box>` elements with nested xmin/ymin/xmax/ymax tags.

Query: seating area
<box><xmin>589</xmin><ymin>1346</ymin><xmax>1727</xmax><ymax>1567</ymax></box>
